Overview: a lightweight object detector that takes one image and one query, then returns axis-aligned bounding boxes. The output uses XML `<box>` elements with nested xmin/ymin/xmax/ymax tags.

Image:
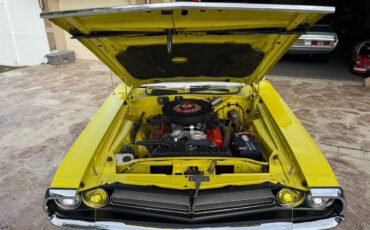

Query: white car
<box><xmin>287</xmin><ymin>25</ymin><xmax>338</xmax><ymax>61</ymax></box>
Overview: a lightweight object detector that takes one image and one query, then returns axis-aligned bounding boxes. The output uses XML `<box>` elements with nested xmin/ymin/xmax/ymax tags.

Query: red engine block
<box><xmin>206</xmin><ymin>127</ymin><xmax>223</xmax><ymax>147</ymax></box>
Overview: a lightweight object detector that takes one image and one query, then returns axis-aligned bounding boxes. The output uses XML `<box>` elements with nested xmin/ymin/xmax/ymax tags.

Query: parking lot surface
<box><xmin>0</xmin><ymin>61</ymin><xmax>369</xmax><ymax>229</ymax></box>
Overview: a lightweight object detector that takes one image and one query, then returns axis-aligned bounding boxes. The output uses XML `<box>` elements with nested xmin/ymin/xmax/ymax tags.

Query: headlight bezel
<box><xmin>305</xmin><ymin>194</ymin><xmax>334</xmax><ymax>209</ymax></box>
<box><xmin>54</xmin><ymin>194</ymin><xmax>82</xmax><ymax>210</ymax></box>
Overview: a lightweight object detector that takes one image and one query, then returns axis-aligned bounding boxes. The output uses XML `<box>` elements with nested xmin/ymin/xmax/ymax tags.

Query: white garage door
<box><xmin>0</xmin><ymin>0</ymin><xmax>49</xmax><ymax>66</ymax></box>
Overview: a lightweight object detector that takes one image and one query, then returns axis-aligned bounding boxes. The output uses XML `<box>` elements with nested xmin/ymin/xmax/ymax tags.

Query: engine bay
<box><xmin>121</xmin><ymin>96</ymin><xmax>264</xmax><ymax>162</ymax></box>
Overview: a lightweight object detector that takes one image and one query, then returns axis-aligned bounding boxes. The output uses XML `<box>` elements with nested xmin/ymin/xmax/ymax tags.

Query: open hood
<box><xmin>41</xmin><ymin>2</ymin><xmax>334</xmax><ymax>87</ymax></box>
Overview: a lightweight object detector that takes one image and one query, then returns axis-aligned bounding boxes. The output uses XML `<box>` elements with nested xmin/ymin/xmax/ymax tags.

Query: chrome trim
<box><xmin>48</xmin><ymin>188</ymin><xmax>77</xmax><ymax>198</ymax></box>
<box><xmin>353</xmin><ymin>67</ymin><xmax>367</xmax><ymax>72</ymax></box>
<box><xmin>297</xmin><ymin>33</ymin><xmax>337</xmax><ymax>41</ymax></box>
<box><xmin>54</xmin><ymin>194</ymin><xmax>82</xmax><ymax>210</ymax></box>
<box><xmin>47</xmin><ymin>214</ymin><xmax>344</xmax><ymax>230</ymax></box>
<box><xmin>44</xmin><ymin>188</ymin><xmax>79</xmax><ymax>214</ymax></box>
<box><xmin>305</xmin><ymin>194</ymin><xmax>334</xmax><ymax>209</ymax></box>
<box><xmin>40</xmin><ymin>2</ymin><xmax>335</xmax><ymax>19</ymax></box>
<box><xmin>310</xmin><ymin>187</ymin><xmax>346</xmax><ymax>211</ymax></box>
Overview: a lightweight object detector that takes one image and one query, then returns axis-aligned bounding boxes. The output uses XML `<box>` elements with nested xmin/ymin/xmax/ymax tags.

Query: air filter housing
<box><xmin>162</xmin><ymin>99</ymin><xmax>212</xmax><ymax>125</ymax></box>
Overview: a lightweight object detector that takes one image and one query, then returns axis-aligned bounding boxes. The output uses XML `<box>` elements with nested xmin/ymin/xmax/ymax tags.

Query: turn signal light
<box><xmin>82</xmin><ymin>188</ymin><xmax>109</xmax><ymax>208</ymax></box>
<box><xmin>276</xmin><ymin>188</ymin><xmax>304</xmax><ymax>207</ymax></box>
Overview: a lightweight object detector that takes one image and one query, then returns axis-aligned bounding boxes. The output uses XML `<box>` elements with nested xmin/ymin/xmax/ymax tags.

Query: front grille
<box><xmin>110</xmin><ymin>187</ymin><xmax>275</xmax><ymax>214</ymax></box>
<box><xmin>194</xmin><ymin>189</ymin><xmax>275</xmax><ymax>213</ymax></box>
<box><xmin>111</xmin><ymin>189</ymin><xmax>190</xmax><ymax>212</ymax></box>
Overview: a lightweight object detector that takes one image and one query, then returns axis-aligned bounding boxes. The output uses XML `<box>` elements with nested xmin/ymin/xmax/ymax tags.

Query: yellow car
<box><xmin>41</xmin><ymin>2</ymin><xmax>345</xmax><ymax>229</ymax></box>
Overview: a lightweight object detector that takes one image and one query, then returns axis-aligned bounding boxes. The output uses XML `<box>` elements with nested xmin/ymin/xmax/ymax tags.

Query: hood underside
<box><xmin>41</xmin><ymin>2</ymin><xmax>334</xmax><ymax>87</ymax></box>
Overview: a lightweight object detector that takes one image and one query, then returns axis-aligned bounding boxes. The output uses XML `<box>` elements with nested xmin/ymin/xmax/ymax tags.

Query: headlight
<box><xmin>82</xmin><ymin>188</ymin><xmax>109</xmax><ymax>208</ymax></box>
<box><xmin>55</xmin><ymin>194</ymin><xmax>81</xmax><ymax>209</ymax></box>
<box><xmin>276</xmin><ymin>188</ymin><xmax>304</xmax><ymax>207</ymax></box>
<box><xmin>305</xmin><ymin>194</ymin><xmax>334</xmax><ymax>209</ymax></box>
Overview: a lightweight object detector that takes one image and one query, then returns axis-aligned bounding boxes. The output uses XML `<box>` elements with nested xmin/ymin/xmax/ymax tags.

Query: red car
<box><xmin>351</xmin><ymin>40</ymin><xmax>370</xmax><ymax>76</ymax></box>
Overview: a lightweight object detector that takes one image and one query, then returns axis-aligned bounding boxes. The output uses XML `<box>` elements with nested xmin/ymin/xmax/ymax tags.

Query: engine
<box><xmin>130</xmin><ymin>97</ymin><xmax>262</xmax><ymax>160</ymax></box>
<box><xmin>144</xmin><ymin>98</ymin><xmax>230</xmax><ymax>157</ymax></box>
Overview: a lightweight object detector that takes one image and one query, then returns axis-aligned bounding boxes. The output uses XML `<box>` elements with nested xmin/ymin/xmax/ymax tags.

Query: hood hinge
<box><xmin>251</xmin><ymin>78</ymin><xmax>261</xmax><ymax>116</ymax></box>
<box><xmin>123</xmin><ymin>83</ymin><xmax>136</xmax><ymax>117</ymax></box>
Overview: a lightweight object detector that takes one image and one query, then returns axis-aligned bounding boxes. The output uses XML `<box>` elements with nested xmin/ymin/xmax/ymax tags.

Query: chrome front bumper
<box><xmin>48</xmin><ymin>214</ymin><xmax>344</xmax><ymax>230</ymax></box>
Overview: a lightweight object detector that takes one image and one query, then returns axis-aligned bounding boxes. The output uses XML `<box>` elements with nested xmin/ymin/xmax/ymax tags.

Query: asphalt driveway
<box><xmin>0</xmin><ymin>61</ymin><xmax>369</xmax><ymax>229</ymax></box>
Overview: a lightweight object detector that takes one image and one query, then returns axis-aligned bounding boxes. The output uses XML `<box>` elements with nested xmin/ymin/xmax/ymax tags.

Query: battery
<box><xmin>232</xmin><ymin>133</ymin><xmax>263</xmax><ymax>161</ymax></box>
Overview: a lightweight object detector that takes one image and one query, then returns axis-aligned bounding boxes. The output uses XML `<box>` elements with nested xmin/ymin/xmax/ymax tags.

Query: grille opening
<box><xmin>150</xmin><ymin>165</ymin><xmax>173</xmax><ymax>175</ymax></box>
<box><xmin>215</xmin><ymin>165</ymin><xmax>234</xmax><ymax>174</ymax></box>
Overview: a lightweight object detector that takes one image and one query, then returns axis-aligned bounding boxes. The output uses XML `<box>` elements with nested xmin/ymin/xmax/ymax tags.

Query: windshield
<box><xmin>359</xmin><ymin>45</ymin><xmax>370</xmax><ymax>55</ymax></box>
